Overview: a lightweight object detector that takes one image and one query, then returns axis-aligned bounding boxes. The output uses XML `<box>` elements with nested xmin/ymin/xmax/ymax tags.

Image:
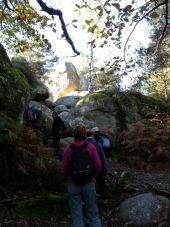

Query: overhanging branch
<box><xmin>159</xmin><ymin>0</ymin><xmax>169</xmax><ymax>44</ymax></box>
<box><xmin>124</xmin><ymin>1</ymin><xmax>166</xmax><ymax>64</ymax></box>
<box><xmin>36</xmin><ymin>0</ymin><xmax>80</xmax><ymax>56</ymax></box>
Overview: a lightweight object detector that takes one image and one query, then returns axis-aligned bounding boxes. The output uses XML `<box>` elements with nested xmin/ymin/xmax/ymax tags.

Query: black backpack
<box><xmin>69</xmin><ymin>142</ymin><xmax>94</xmax><ymax>185</ymax></box>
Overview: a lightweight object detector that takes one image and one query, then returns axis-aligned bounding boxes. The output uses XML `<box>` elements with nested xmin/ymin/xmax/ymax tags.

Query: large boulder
<box><xmin>44</xmin><ymin>61</ymin><xmax>80</xmax><ymax>101</ymax></box>
<box><xmin>62</xmin><ymin>89</ymin><xmax>170</xmax><ymax>136</ymax></box>
<box><xmin>0</xmin><ymin>43</ymin><xmax>31</xmax><ymax>145</ymax></box>
<box><xmin>54</xmin><ymin>105</ymin><xmax>69</xmax><ymax>113</ymax></box>
<box><xmin>30</xmin><ymin>101</ymin><xmax>53</xmax><ymax>137</ymax></box>
<box><xmin>119</xmin><ymin>192</ymin><xmax>169</xmax><ymax>226</ymax></box>
<box><xmin>64</xmin><ymin>89</ymin><xmax>141</xmax><ymax>134</ymax></box>
<box><xmin>55</xmin><ymin>95</ymin><xmax>80</xmax><ymax>108</ymax></box>
<box><xmin>32</xmin><ymin>79</ymin><xmax>50</xmax><ymax>102</ymax></box>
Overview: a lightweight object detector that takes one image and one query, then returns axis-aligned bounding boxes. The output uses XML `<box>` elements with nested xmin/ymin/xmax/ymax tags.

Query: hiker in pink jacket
<box><xmin>60</xmin><ymin>124</ymin><xmax>102</xmax><ymax>227</ymax></box>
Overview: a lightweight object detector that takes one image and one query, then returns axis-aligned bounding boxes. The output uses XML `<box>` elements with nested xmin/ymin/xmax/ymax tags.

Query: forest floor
<box><xmin>0</xmin><ymin>160</ymin><xmax>170</xmax><ymax>227</ymax></box>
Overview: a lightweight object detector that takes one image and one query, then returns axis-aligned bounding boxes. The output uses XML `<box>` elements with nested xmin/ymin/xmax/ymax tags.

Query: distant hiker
<box><xmin>86</xmin><ymin>129</ymin><xmax>108</xmax><ymax>199</ymax></box>
<box><xmin>24</xmin><ymin>106</ymin><xmax>37</xmax><ymax>128</ymax></box>
<box><xmin>51</xmin><ymin>111</ymin><xmax>65</xmax><ymax>157</ymax></box>
<box><xmin>60</xmin><ymin>124</ymin><xmax>102</xmax><ymax>227</ymax></box>
<box><xmin>92</xmin><ymin>127</ymin><xmax>112</xmax><ymax>159</ymax></box>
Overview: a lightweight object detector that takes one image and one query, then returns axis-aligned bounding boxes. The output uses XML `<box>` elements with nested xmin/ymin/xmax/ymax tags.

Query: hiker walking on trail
<box><xmin>60</xmin><ymin>124</ymin><xmax>102</xmax><ymax>227</ymax></box>
<box><xmin>24</xmin><ymin>106</ymin><xmax>37</xmax><ymax>129</ymax></box>
<box><xmin>51</xmin><ymin>111</ymin><xmax>65</xmax><ymax>157</ymax></box>
<box><xmin>86</xmin><ymin>129</ymin><xmax>108</xmax><ymax>199</ymax></box>
<box><xmin>92</xmin><ymin>127</ymin><xmax>112</xmax><ymax>159</ymax></box>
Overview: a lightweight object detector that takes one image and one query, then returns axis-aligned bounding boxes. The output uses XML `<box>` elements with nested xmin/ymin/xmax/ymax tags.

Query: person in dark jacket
<box><xmin>24</xmin><ymin>106</ymin><xmax>37</xmax><ymax>129</ymax></box>
<box><xmin>51</xmin><ymin>111</ymin><xmax>65</xmax><ymax>157</ymax></box>
<box><xmin>86</xmin><ymin>129</ymin><xmax>108</xmax><ymax>199</ymax></box>
<box><xmin>92</xmin><ymin>127</ymin><xmax>112</xmax><ymax>159</ymax></box>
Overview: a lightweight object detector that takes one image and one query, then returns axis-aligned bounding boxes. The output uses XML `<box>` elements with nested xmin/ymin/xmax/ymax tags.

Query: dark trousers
<box><xmin>52</xmin><ymin>134</ymin><xmax>61</xmax><ymax>157</ymax></box>
<box><xmin>104</xmin><ymin>148</ymin><xmax>111</xmax><ymax>159</ymax></box>
<box><xmin>96</xmin><ymin>172</ymin><xmax>106</xmax><ymax>199</ymax></box>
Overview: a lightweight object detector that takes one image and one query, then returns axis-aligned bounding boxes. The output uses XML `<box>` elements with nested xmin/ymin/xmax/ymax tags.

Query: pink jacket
<box><xmin>60</xmin><ymin>139</ymin><xmax>102</xmax><ymax>181</ymax></box>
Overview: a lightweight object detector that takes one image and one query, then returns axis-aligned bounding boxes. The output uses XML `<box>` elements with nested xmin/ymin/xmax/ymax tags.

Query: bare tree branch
<box><xmin>124</xmin><ymin>1</ymin><xmax>166</xmax><ymax>64</ymax></box>
<box><xmin>3</xmin><ymin>0</ymin><xmax>13</xmax><ymax>11</ymax></box>
<box><xmin>81</xmin><ymin>0</ymin><xmax>93</xmax><ymax>10</ymax></box>
<box><xmin>36</xmin><ymin>0</ymin><xmax>80</xmax><ymax>56</ymax></box>
<box><xmin>159</xmin><ymin>0</ymin><xmax>169</xmax><ymax>44</ymax></box>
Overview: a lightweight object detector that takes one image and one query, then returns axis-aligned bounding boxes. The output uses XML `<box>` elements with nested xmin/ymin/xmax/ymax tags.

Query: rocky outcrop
<box><xmin>32</xmin><ymin>79</ymin><xmax>50</xmax><ymax>102</ymax></box>
<box><xmin>61</xmin><ymin>89</ymin><xmax>141</xmax><ymax>134</ymax></box>
<box><xmin>44</xmin><ymin>61</ymin><xmax>81</xmax><ymax>101</ymax></box>
<box><xmin>12</xmin><ymin>57</ymin><xmax>50</xmax><ymax>102</ymax></box>
<box><xmin>55</xmin><ymin>95</ymin><xmax>80</xmax><ymax>108</ymax></box>
<box><xmin>30</xmin><ymin>101</ymin><xmax>53</xmax><ymax>138</ymax></box>
<box><xmin>0</xmin><ymin>43</ymin><xmax>31</xmax><ymax>145</ymax></box>
<box><xmin>57</xmin><ymin>89</ymin><xmax>170</xmax><ymax>137</ymax></box>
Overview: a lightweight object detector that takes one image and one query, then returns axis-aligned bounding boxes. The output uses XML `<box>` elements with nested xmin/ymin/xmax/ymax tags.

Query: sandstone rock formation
<box><xmin>43</xmin><ymin>61</ymin><xmax>81</xmax><ymax>101</ymax></box>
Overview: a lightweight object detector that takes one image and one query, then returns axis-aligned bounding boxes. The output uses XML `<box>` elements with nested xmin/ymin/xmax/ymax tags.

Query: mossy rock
<box><xmin>72</xmin><ymin>89</ymin><xmax>170</xmax><ymax>134</ymax></box>
<box><xmin>0</xmin><ymin>67</ymin><xmax>31</xmax><ymax>119</ymax></box>
<box><xmin>0</xmin><ymin>44</ymin><xmax>32</xmax><ymax>146</ymax></box>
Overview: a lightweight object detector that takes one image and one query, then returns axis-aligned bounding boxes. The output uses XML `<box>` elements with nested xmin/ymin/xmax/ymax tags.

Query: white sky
<box><xmin>31</xmin><ymin>0</ymin><xmax>150</xmax><ymax>87</ymax></box>
<box><xmin>31</xmin><ymin>0</ymin><xmax>149</xmax><ymax>57</ymax></box>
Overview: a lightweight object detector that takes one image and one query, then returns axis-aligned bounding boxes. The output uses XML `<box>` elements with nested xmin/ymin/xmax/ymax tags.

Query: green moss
<box><xmin>0</xmin><ymin>67</ymin><xmax>31</xmax><ymax>118</ymax></box>
<box><xmin>76</xmin><ymin>91</ymin><xmax>114</xmax><ymax>111</ymax></box>
<box><xmin>91</xmin><ymin>92</ymin><xmax>110</xmax><ymax>103</ymax></box>
<box><xmin>14</xmin><ymin>193</ymin><xmax>68</xmax><ymax>219</ymax></box>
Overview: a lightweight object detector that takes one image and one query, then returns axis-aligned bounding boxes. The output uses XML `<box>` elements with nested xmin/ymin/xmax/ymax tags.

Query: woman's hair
<box><xmin>86</xmin><ymin>130</ymin><xmax>94</xmax><ymax>137</ymax></box>
<box><xmin>73</xmin><ymin>124</ymin><xmax>86</xmax><ymax>140</ymax></box>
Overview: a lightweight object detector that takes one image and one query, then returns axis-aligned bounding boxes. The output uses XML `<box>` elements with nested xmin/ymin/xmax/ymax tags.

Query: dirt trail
<box><xmin>0</xmin><ymin>160</ymin><xmax>170</xmax><ymax>227</ymax></box>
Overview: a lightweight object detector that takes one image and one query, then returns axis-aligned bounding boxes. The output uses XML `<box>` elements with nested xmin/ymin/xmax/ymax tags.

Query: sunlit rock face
<box><xmin>0</xmin><ymin>43</ymin><xmax>31</xmax><ymax>145</ymax></box>
<box><xmin>43</xmin><ymin>61</ymin><xmax>81</xmax><ymax>101</ymax></box>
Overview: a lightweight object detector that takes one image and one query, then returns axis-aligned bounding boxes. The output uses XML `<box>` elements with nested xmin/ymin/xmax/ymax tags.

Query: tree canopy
<box><xmin>75</xmin><ymin>0</ymin><xmax>169</xmax><ymax>61</ymax></box>
<box><xmin>1</xmin><ymin>0</ymin><xmax>170</xmax><ymax>97</ymax></box>
<box><xmin>1</xmin><ymin>0</ymin><xmax>169</xmax><ymax>56</ymax></box>
<box><xmin>0</xmin><ymin>0</ymin><xmax>80</xmax><ymax>55</ymax></box>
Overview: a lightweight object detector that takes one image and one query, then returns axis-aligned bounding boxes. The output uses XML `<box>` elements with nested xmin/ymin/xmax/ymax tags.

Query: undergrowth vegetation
<box><xmin>0</xmin><ymin>127</ymin><xmax>66</xmax><ymax>197</ymax></box>
<box><xmin>112</xmin><ymin>116</ymin><xmax>170</xmax><ymax>169</ymax></box>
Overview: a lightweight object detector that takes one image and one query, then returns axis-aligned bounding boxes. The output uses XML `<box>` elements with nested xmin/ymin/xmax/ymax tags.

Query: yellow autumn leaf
<box><xmin>90</xmin><ymin>19</ymin><xmax>94</xmax><ymax>25</ymax></box>
<box><xmin>15</xmin><ymin>5</ymin><xmax>20</xmax><ymax>11</ymax></box>
<box><xmin>24</xmin><ymin>9</ymin><xmax>30</xmax><ymax>17</ymax></box>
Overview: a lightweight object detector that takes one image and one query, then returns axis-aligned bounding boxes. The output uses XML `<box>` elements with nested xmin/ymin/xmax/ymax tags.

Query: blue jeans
<box><xmin>68</xmin><ymin>181</ymin><xmax>101</xmax><ymax>227</ymax></box>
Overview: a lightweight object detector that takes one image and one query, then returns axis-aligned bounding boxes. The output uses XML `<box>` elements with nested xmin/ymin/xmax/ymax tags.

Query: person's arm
<box><xmin>60</xmin><ymin>147</ymin><xmax>71</xmax><ymax>179</ymax></box>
